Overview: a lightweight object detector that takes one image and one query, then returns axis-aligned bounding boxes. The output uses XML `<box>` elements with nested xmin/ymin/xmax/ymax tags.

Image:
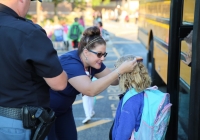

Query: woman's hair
<box><xmin>115</xmin><ymin>55</ymin><xmax>151</xmax><ymax>93</ymax></box>
<box><xmin>78</xmin><ymin>26</ymin><xmax>106</xmax><ymax>55</ymax></box>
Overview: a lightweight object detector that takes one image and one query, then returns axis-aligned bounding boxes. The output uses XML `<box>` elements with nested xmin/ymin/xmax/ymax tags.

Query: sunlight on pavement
<box><xmin>115</xmin><ymin>30</ymin><xmax>137</xmax><ymax>36</ymax></box>
<box><xmin>76</xmin><ymin>119</ymin><xmax>112</xmax><ymax>132</ymax></box>
<box><xmin>73</xmin><ymin>95</ymin><xmax>104</xmax><ymax>105</ymax></box>
<box><xmin>112</xmin><ymin>47</ymin><xmax>120</xmax><ymax>58</ymax></box>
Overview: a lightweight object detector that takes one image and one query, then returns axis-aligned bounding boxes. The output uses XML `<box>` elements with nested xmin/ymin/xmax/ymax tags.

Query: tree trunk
<box><xmin>54</xmin><ymin>3</ymin><xmax>57</xmax><ymax>16</ymax></box>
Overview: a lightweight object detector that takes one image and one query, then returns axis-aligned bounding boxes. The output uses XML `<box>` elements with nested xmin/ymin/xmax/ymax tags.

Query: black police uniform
<box><xmin>0</xmin><ymin>4</ymin><xmax>63</xmax><ymax>109</ymax></box>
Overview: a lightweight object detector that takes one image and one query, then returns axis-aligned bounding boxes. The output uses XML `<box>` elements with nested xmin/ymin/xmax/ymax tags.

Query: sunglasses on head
<box><xmin>88</xmin><ymin>50</ymin><xmax>108</xmax><ymax>58</ymax></box>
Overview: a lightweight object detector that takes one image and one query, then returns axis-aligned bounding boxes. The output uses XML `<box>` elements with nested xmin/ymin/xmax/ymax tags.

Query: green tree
<box><xmin>102</xmin><ymin>0</ymin><xmax>110</xmax><ymax>5</ymax></box>
<box><xmin>51</xmin><ymin>0</ymin><xmax>86</xmax><ymax>15</ymax></box>
<box><xmin>92</xmin><ymin>0</ymin><xmax>101</xmax><ymax>6</ymax></box>
<box><xmin>92</xmin><ymin>0</ymin><xmax>110</xmax><ymax>7</ymax></box>
<box><xmin>71</xmin><ymin>0</ymin><xmax>86</xmax><ymax>11</ymax></box>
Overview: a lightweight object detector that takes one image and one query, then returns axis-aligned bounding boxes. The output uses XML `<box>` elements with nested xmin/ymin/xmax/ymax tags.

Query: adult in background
<box><xmin>97</xmin><ymin>21</ymin><xmax>110</xmax><ymax>42</ymax></box>
<box><xmin>48</xmin><ymin>26</ymin><xmax>138</xmax><ymax>140</ymax></box>
<box><xmin>182</xmin><ymin>30</ymin><xmax>193</xmax><ymax>67</ymax></box>
<box><xmin>68</xmin><ymin>17</ymin><xmax>84</xmax><ymax>49</ymax></box>
<box><xmin>0</xmin><ymin>0</ymin><xmax>68</xmax><ymax>139</ymax></box>
<box><xmin>97</xmin><ymin>21</ymin><xmax>103</xmax><ymax>33</ymax></box>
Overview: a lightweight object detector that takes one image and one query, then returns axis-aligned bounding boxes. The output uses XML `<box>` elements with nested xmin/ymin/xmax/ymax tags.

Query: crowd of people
<box><xmin>43</xmin><ymin>16</ymin><xmax>84</xmax><ymax>51</ymax></box>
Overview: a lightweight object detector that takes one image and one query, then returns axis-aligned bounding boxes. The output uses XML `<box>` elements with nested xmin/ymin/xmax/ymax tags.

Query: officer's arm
<box><xmin>43</xmin><ymin>70</ymin><xmax>68</xmax><ymax>91</ymax></box>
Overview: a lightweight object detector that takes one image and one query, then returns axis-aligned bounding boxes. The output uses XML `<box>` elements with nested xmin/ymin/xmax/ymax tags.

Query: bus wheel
<box><xmin>148</xmin><ymin>58</ymin><xmax>165</xmax><ymax>86</ymax></box>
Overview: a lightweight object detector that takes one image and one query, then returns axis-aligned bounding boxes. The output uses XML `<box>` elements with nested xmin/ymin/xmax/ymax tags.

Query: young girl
<box><xmin>111</xmin><ymin>55</ymin><xmax>151</xmax><ymax>140</ymax></box>
<box><xmin>82</xmin><ymin>77</ymin><xmax>97</xmax><ymax>124</ymax></box>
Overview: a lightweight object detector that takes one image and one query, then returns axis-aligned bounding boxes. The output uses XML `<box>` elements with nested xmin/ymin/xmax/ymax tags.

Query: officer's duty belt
<box><xmin>0</xmin><ymin>106</ymin><xmax>22</xmax><ymax>120</ymax></box>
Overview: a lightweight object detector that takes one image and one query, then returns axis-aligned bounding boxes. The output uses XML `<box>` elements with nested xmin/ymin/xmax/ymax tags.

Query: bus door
<box><xmin>166</xmin><ymin>0</ymin><xmax>200</xmax><ymax>140</ymax></box>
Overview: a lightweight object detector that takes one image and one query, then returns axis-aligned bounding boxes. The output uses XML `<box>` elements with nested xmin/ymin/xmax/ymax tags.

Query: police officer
<box><xmin>0</xmin><ymin>0</ymin><xmax>68</xmax><ymax>139</ymax></box>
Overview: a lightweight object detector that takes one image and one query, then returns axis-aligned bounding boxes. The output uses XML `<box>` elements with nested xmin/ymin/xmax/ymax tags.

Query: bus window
<box><xmin>182</xmin><ymin>0</ymin><xmax>195</xmax><ymax>24</ymax></box>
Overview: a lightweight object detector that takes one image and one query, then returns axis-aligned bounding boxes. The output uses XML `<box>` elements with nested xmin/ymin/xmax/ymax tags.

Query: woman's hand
<box><xmin>182</xmin><ymin>53</ymin><xmax>191</xmax><ymax>65</ymax></box>
<box><xmin>117</xmin><ymin>58</ymin><xmax>138</xmax><ymax>74</ymax></box>
<box><xmin>186</xmin><ymin>43</ymin><xmax>192</xmax><ymax>52</ymax></box>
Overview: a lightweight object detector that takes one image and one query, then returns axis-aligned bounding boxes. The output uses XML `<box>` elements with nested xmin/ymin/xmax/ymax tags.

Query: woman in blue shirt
<box><xmin>48</xmin><ymin>26</ymin><xmax>138</xmax><ymax>140</ymax></box>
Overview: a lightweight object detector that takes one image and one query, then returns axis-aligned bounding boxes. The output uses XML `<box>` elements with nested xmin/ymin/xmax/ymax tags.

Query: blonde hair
<box><xmin>115</xmin><ymin>55</ymin><xmax>151</xmax><ymax>93</ymax></box>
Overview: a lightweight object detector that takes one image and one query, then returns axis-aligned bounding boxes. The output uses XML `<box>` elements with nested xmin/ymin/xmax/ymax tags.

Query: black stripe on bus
<box><xmin>141</xmin><ymin>14</ymin><xmax>193</xmax><ymax>26</ymax></box>
<box><xmin>139</xmin><ymin>13</ymin><xmax>170</xmax><ymax>24</ymax></box>
<box><xmin>138</xmin><ymin>27</ymin><xmax>168</xmax><ymax>50</ymax></box>
<box><xmin>179</xmin><ymin>78</ymin><xmax>190</xmax><ymax>94</ymax></box>
<box><xmin>145</xmin><ymin>14</ymin><xmax>170</xmax><ymax>24</ymax></box>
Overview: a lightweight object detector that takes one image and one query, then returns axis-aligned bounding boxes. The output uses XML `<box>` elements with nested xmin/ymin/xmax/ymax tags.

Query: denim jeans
<box><xmin>0</xmin><ymin>116</ymin><xmax>31</xmax><ymax>140</ymax></box>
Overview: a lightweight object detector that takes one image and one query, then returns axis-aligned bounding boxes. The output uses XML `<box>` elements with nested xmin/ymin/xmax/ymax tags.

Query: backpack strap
<box><xmin>146</xmin><ymin>86</ymin><xmax>158</xmax><ymax>90</ymax></box>
<box><xmin>121</xmin><ymin>88</ymin><xmax>138</xmax><ymax>111</ymax></box>
<box><xmin>121</xmin><ymin>86</ymin><xmax>159</xmax><ymax>111</ymax></box>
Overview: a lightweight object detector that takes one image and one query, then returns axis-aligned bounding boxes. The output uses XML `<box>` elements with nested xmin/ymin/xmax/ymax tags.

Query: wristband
<box><xmin>115</xmin><ymin>69</ymin><xmax>121</xmax><ymax>78</ymax></box>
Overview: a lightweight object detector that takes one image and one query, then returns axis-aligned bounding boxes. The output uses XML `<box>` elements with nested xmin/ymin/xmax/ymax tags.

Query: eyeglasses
<box><xmin>88</xmin><ymin>50</ymin><xmax>108</xmax><ymax>58</ymax></box>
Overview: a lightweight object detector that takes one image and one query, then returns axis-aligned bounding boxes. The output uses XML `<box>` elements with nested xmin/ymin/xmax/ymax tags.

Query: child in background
<box><xmin>68</xmin><ymin>17</ymin><xmax>84</xmax><ymax>50</ymax></box>
<box><xmin>111</xmin><ymin>55</ymin><xmax>151</xmax><ymax>140</ymax></box>
<box><xmin>82</xmin><ymin>77</ymin><xmax>96</xmax><ymax>124</ymax></box>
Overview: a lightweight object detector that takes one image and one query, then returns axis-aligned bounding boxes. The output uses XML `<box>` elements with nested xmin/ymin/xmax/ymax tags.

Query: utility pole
<box><xmin>36</xmin><ymin>1</ymin><xmax>41</xmax><ymax>24</ymax></box>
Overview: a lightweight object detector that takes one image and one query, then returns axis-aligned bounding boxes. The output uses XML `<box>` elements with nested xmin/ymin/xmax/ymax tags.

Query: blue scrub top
<box><xmin>50</xmin><ymin>50</ymin><xmax>106</xmax><ymax>115</ymax></box>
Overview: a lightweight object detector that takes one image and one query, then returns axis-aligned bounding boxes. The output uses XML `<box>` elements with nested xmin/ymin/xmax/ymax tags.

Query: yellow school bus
<box><xmin>138</xmin><ymin>0</ymin><xmax>194</xmax><ymax>89</ymax></box>
<box><xmin>138</xmin><ymin>0</ymin><xmax>195</xmax><ymax>139</ymax></box>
